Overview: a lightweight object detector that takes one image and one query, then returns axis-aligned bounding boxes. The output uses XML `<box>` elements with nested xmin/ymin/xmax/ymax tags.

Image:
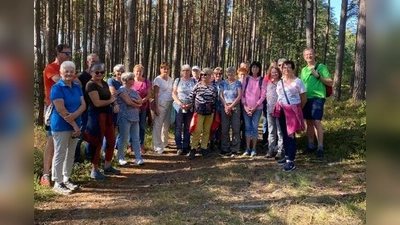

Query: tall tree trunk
<box><xmin>97</xmin><ymin>0</ymin><xmax>105</xmax><ymax>62</ymax></box>
<box><xmin>125</xmin><ymin>0</ymin><xmax>135</xmax><ymax>71</ymax></box>
<box><xmin>333</xmin><ymin>0</ymin><xmax>348</xmax><ymax>100</ymax></box>
<box><xmin>305</xmin><ymin>0</ymin><xmax>314</xmax><ymax>49</ymax></box>
<box><xmin>35</xmin><ymin>0</ymin><xmax>45</xmax><ymax>125</ymax></box>
<box><xmin>142</xmin><ymin>0</ymin><xmax>152</xmax><ymax>77</ymax></box>
<box><xmin>82</xmin><ymin>0</ymin><xmax>90</xmax><ymax>64</ymax></box>
<box><xmin>46</xmin><ymin>0</ymin><xmax>57</xmax><ymax>64</ymax></box>
<box><xmin>157</xmin><ymin>0</ymin><xmax>163</xmax><ymax>64</ymax></box>
<box><xmin>352</xmin><ymin>0</ymin><xmax>366</xmax><ymax>101</ymax></box>
<box><xmin>312</xmin><ymin>0</ymin><xmax>317</xmax><ymax>49</ymax></box>
<box><xmin>172</xmin><ymin>0</ymin><xmax>183</xmax><ymax>78</ymax></box>
<box><xmin>74</xmin><ymin>0</ymin><xmax>81</xmax><ymax>70</ymax></box>
<box><xmin>323</xmin><ymin>0</ymin><xmax>331</xmax><ymax>64</ymax></box>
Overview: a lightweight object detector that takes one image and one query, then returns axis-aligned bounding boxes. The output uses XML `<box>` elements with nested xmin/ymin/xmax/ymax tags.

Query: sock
<box><xmin>308</xmin><ymin>143</ymin><xmax>315</xmax><ymax>149</ymax></box>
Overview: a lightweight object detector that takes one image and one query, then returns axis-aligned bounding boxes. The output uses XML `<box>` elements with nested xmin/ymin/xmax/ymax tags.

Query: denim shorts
<box><xmin>303</xmin><ymin>98</ymin><xmax>325</xmax><ymax>120</ymax></box>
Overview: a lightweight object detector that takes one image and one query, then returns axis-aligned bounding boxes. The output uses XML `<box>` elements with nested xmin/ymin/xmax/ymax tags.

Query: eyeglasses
<box><xmin>278</xmin><ymin>64</ymin><xmax>283</xmax><ymax>67</ymax></box>
<box><xmin>60</xmin><ymin>51</ymin><xmax>72</xmax><ymax>56</ymax></box>
<box><xmin>94</xmin><ymin>71</ymin><xmax>105</xmax><ymax>75</ymax></box>
<box><xmin>200</xmin><ymin>73</ymin><xmax>207</xmax><ymax>77</ymax></box>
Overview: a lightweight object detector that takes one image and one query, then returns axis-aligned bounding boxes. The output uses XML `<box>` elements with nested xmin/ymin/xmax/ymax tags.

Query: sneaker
<box><xmin>188</xmin><ymin>149</ymin><xmax>196</xmax><ymax>160</ymax></box>
<box><xmin>200</xmin><ymin>148</ymin><xmax>211</xmax><ymax>157</ymax></box>
<box><xmin>265</xmin><ymin>150</ymin><xmax>276</xmax><ymax>158</ymax></box>
<box><xmin>177</xmin><ymin>149</ymin><xmax>183</xmax><ymax>155</ymax></box>
<box><xmin>155</xmin><ymin>147</ymin><xmax>164</xmax><ymax>154</ymax></box>
<box><xmin>104</xmin><ymin>166</ymin><xmax>121</xmax><ymax>175</ymax></box>
<box><xmin>52</xmin><ymin>182</ymin><xmax>72</xmax><ymax>195</ymax></box>
<box><xmin>64</xmin><ymin>179</ymin><xmax>79</xmax><ymax>191</ymax></box>
<box><xmin>118</xmin><ymin>159</ymin><xmax>128</xmax><ymax>166</ymax></box>
<box><xmin>242</xmin><ymin>149</ymin><xmax>251</xmax><ymax>156</ymax></box>
<box><xmin>283</xmin><ymin>162</ymin><xmax>296</xmax><ymax>172</ymax></box>
<box><xmin>277</xmin><ymin>157</ymin><xmax>287</xmax><ymax>165</ymax></box>
<box><xmin>250</xmin><ymin>150</ymin><xmax>257</xmax><ymax>157</ymax></box>
<box><xmin>91</xmin><ymin>169</ymin><xmax>106</xmax><ymax>180</ymax></box>
<box><xmin>274</xmin><ymin>151</ymin><xmax>285</xmax><ymax>160</ymax></box>
<box><xmin>135</xmin><ymin>159</ymin><xmax>145</xmax><ymax>165</ymax></box>
<box><xmin>316</xmin><ymin>149</ymin><xmax>326</xmax><ymax>161</ymax></box>
<box><xmin>40</xmin><ymin>174</ymin><xmax>51</xmax><ymax>187</ymax></box>
<box><xmin>230</xmin><ymin>153</ymin><xmax>237</xmax><ymax>158</ymax></box>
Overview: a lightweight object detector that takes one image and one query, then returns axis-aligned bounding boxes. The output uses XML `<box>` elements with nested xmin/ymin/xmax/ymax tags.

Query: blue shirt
<box><xmin>117</xmin><ymin>87</ymin><xmax>140</xmax><ymax>122</ymax></box>
<box><xmin>220</xmin><ymin>80</ymin><xmax>242</xmax><ymax>104</ymax></box>
<box><xmin>50</xmin><ymin>80</ymin><xmax>83</xmax><ymax>132</ymax></box>
<box><xmin>107</xmin><ymin>77</ymin><xmax>122</xmax><ymax>91</ymax></box>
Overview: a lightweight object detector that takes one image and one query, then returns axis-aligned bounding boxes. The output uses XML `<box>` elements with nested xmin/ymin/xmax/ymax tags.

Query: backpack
<box><xmin>315</xmin><ymin>63</ymin><xmax>332</xmax><ymax>98</ymax></box>
<box><xmin>44</xmin><ymin>103</ymin><xmax>54</xmax><ymax>128</ymax></box>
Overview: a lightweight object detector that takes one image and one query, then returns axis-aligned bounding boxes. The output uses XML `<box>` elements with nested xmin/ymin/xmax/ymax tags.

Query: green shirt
<box><xmin>300</xmin><ymin>63</ymin><xmax>330</xmax><ymax>99</ymax></box>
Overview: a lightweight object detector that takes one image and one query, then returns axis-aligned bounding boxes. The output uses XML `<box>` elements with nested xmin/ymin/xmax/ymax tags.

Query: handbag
<box><xmin>272</xmin><ymin>103</ymin><xmax>281</xmax><ymax>118</ymax></box>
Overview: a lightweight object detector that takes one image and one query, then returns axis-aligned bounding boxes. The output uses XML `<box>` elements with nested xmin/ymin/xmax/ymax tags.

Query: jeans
<box><xmin>242</xmin><ymin>108</ymin><xmax>262</xmax><ymax>139</ymax></box>
<box><xmin>266</xmin><ymin>113</ymin><xmax>284</xmax><ymax>152</ymax></box>
<box><xmin>262</xmin><ymin>100</ymin><xmax>268</xmax><ymax>143</ymax></box>
<box><xmin>278</xmin><ymin>109</ymin><xmax>297</xmax><ymax>161</ymax></box>
<box><xmin>117</xmin><ymin>116</ymin><xmax>142</xmax><ymax>161</ymax></box>
<box><xmin>139</xmin><ymin>109</ymin><xmax>147</xmax><ymax>146</ymax></box>
<box><xmin>174</xmin><ymin>108</ymin><xmax>193</xmax><ymax>150</ymax></box>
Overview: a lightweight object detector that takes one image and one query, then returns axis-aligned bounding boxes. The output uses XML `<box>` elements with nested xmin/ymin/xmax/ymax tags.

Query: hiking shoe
<box><xmin>274</xmin><ymin>151</ymin><xmax>284</xmax><ymax>160</ymax></box>
<box><xmin>316</xmin><ymin>149</ymin><xmax>326</xmax><ymax>161</ymax></box>
<box><xmin>201</xmin><ymin>148</ymin><xmax>211</xmax><ymax>157</ymax></box>
<box><xmin>188</xmin><ymin>149</ymin><xmax>196</xmax><ymax>160</ymax></box>
<box><xmin>91</xmin><ymin>169</ymin><xmax>106</xmax><ymax>180</ymax></box>
<box><xmin>104</xmin><ymin>166</ymin><xmax>121</xmax><ymax>175</ymax></box>
<box><xmin>64</xmin><ymin>179</ymin><xmax>79</xmax><ymax>191</ymax></box>
<box><xmin>283</xmin><ymin>162</ymin><xmax>296</xmax><ymax>172</ymax></box>
<box><xmin>242</xmin><ymin>149</ymin><xmax>251</xmax><ymax>156</ymax></box>
<box><xmin>250</xmin><ymin>150</ymin><xmax>257</xmax><ymax>157</ymax></box>
<box><xmin>118</xmin><ymin>159</ymin><xmax>128</xmax><ymax>166</ymax></box>
<box><xmin>40</xmin><ymin>174</ymin><xmax>51</xmax><ymax>187</ymax></box>
<box><xmin>135</xmin><ymin>159</ymin><xmax>145</xmax><ymax>166</ymax></box>
<box><xmin>52</xmin><ymin>182</ymin><xmax>72</xmax><ymax>195</ymax></box>
<box><xmin>177</xmin><ymin>149</ymin><xmax>183</xmax><ymax>155</ymax></box>
<box><xmin>277</xmin><ymin>157</ymin><xmax>287</xmax><ymax>165</ymax></box>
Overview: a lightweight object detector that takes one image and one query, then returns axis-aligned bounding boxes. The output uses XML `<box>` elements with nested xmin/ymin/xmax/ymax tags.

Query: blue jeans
<box><xmin>117</xmin><ymin>116</ymin><xmax>142</xmax><ymax>161</ymax></box>
<box><xmin>278</xmin><ymin>109</ymin><xmax>297</xmax><ymax>161</ymax></box>
<box><xmin>139</xmin><ymin>109</ymin><xmax>147</xmax><ymax>146</ymax></box>
<box><xmin>174</xmin><ymin>108</ymin><xmax>193</xmax><ymax>150</ymax></box>
<box><xmin>262</xmin><ymin>100</ymin><xmax>268</xmax><ymax>143</ymax></box>
<box><xmin>242</xmin><ymin>108</ymin><xmax>262</xmax><ymax>139</ymax></box>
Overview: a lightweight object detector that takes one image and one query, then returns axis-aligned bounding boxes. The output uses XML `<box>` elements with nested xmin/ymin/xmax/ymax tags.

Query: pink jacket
<box><xmin>279</xmin><ymin>103</ymin><xmax>305</xmax><ymax>136</ymax></box>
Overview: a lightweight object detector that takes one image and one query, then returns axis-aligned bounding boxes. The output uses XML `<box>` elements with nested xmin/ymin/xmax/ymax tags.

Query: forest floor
<box><xmin>34</xmin><ymin>136</ymin><xmax>366</xmax><ymax>225</ymax></box>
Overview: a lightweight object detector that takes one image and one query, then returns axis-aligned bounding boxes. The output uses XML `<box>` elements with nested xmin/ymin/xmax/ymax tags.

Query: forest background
<box><xmin>34</xmin><ymin>0</ymin><xmax>366</xmax><ymax>126</ymax></box>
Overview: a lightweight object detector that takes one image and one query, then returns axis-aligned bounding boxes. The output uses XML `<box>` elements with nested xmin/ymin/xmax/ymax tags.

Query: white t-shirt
<box><xmin>153</xmin><ymin>75</ymin><xmax>174</xmax><ymax>102</ymax></box>
<box><xmin>276</xmin><ymin>77</ymin><xmax>306</xmax><ymax>105</ymax></box>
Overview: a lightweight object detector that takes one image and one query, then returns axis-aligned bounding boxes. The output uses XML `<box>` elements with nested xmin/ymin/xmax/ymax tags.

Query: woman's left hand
<box><xmin>113</xmin><ymin>104</ymin><xmax>120</xmax><ymax>113</ymax></box>
<box><xmin>64</xmin><ymin>113</ymin><xmax>76</xmax><ymax>123</ymax></box>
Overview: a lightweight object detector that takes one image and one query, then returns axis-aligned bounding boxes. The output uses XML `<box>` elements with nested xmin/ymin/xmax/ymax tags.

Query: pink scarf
<box><xmin>280</xmin><ymin>103</ymin><xmax>305</xmax><ymax>136</ymax></box>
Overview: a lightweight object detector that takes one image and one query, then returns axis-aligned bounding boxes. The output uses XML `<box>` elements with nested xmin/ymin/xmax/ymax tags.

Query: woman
<box><xmin>102</xmin><ymin>64</ymin><xmax>124</xmax><ymax>152</ymax></box>
<box><xmin>264</xmin><ymin>65</ymin><xmax>284</xmax><ymax>159</ymax></box>
<box><xmin>50</xmin><ymin>61</ymin><xmax>85</xmax><ymax>195</ymax></box>
<box><xmin>219</xmin><ymin>67</ymin><xmax>242</xmax><ymax>157</ymax></box>
<box><xmin>275</xmin><ymin>60</ymin><xmax>307</xmax><ymax>172</ymax></box>
<box><xmin>152</xmin><ymin>62</ymin><xmax>174</xmax><ymax>154</ymax></box>
<box><xmin>172</xmin><ymin>64</ymin><xmax>196</xmax><ymax>155</ymax></box>
<box><xmin>188</xmin><ymin>68</ymin><xmax>218</xmax><ymax>160</ymax></box>
<box><xmin>116</xmin><ymin>72</ymin><xmax>145</xmax><ymax>165</ymax></box>
<box><xmin>132</xmin><ymin>64</ymin><xmax>151</xmax><ymax>153</ymax></box>
<box><xmin>84</xmin><ymin>62</ymin><xmax>121</xmax><ymax>180</ymax></box>
<box><xmin>241</xmin><ymin>61</ymin><xmax>266</xmax><ymax>157</ymax></box>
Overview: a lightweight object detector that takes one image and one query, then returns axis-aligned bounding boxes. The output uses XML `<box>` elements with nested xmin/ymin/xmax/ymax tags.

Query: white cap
<box><xmin>192</xmin><ymin>66</ymin><xmax>200</xmax><ymax>71</ymax></box>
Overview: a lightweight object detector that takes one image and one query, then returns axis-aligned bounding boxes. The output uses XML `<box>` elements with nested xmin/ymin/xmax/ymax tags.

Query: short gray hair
<box><xmin>121</xmin><ymin>72</ymin><xmax>134</xmax><ymax>83</ymax></box>
<box><xmin>277</xmin><ymin>58</ymin><xmax>287</xmax><ymax>64</ymax></box>
<box><xmin>60</xmin><ymin>61</ymin><xmax>75</xmax><ymax>71</ymax></box>
<box><xmin>226</xmin><ymin>66</ymin><xmax>236</xmax><ymax>73</ymax></box>
<box><xmin>113</xmin><ymin>64</ymin><xmax>125</xmax><ymax>73</ymax></box>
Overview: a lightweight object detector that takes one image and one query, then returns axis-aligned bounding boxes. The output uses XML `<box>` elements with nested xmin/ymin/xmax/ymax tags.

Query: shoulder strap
<box><xmin>281</xmin><ymin>79</ymin><xmax>290</xmax><ymax>104</ymax></box>
<box><xmin>314</xmin><ymin>63</ymin><xmax>320</xmax><ymax>70</ymax></box>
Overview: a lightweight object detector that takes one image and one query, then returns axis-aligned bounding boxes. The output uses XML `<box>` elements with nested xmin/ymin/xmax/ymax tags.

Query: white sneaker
<box><xmin>118</xmin><ymin>159</ymin><xmax>128</xmax><ymax>166</ymax></box>
<box><xmin>135</xmin><ymin>159</ymin><xmax>145</xmax><ymax>165</ymax></box>
<box><xmin>53</xmin><ymin>182</ymin><xmax>72</xmax><ymax>195</ymax></box>
<box><xmin>64</xmin><ymin>179</ymin><xmax>79</xmax><ymax>191</ymax></box>
<box><xmin>155</xmin><ymin>147</ymin><xmax>164</xmax><ymax>154</ymax></box>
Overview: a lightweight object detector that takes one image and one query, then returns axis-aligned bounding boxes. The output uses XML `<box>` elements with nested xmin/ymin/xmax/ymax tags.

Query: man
<box><xmin>300</xmin><ymin>48</ymin><xmax>333</xmax><ymax>160</ymax></box>
<box><xmin>41</xmin><ymin>44</ymin><xmax>72</xmax><ymax>186</ymax></box>
<box><xmin>192</xmin><ymin>65</ymin><xmax>200</xmax><ymax>82</ymax></box>
<box><xmin>74</xmin><ymin>53</ymin><xmax>99</xmax><ymax>163</ymax></box>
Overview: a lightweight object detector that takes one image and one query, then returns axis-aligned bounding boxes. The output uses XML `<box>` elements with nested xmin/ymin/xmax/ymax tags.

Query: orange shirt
<box><xmin>43</xmin><ymin>61</ymin><xmax>60</xmax><ymax>106</ymax></box>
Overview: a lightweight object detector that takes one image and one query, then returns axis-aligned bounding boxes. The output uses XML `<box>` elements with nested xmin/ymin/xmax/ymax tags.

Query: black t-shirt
<box><xmin>86</xmin><ymin>80</ymin><xmax>112</xmax><ymax>113</ymax></box>
<box><xmin>78</xmin><ymin>71</ymin><xmax>92</xmax><ymax>104</ymax></box>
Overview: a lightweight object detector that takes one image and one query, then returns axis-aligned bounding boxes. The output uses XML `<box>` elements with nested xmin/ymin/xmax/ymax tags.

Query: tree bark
<box><xmin>352</xmin><ymin>0</ymin><xmax>366</xmax><ymax>101</ymax></box>
<box><xmin>305</xmin><ymin>0</ymin><xmax>314</xmax><ymax>49</ymax></box>
<box><xmin>323</xmin><ymin>0</ymin><xmax>331</xmax><ymax>64</ymax></box>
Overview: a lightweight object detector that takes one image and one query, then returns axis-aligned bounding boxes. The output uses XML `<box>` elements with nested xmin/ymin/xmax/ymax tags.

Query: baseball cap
<box><xmin>192</xmin><ymin>66</ymin><xmax>200</xmax><ymax>71</ymax></box>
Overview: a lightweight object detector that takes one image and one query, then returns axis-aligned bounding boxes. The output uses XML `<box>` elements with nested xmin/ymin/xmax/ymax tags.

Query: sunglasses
<box><xmin>200</xmin><ymin>73</ymin><xmax>207</xmax><ymax>76</ymax></box>
<box><xmin>60</xmin><ymin>51</ymin><xmax>72</xmax><ymax>56</ymax></box>
<box><xmin>94</xmin><ymin>71</ymin><xmax>105</xmax><ymax>75</ymax></box>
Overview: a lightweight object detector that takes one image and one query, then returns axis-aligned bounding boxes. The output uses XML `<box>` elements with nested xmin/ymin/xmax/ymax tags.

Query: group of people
<box><xmin>40</xmin><ymin>44</ymin><xmax>332</xmax><ymax>196</ymax></box>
